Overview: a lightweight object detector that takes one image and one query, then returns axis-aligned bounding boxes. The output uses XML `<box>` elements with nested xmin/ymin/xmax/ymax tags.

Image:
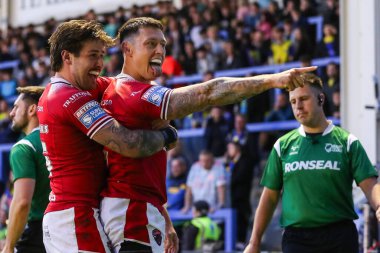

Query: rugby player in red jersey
<box><xmin>38</xmin><ymin>20</ymin><xmax>177</xmax><ymax>253</ymax></box>
<box><xmin>100</xmin><ymin>17</ymin><xmax>317</xmax><ymax>253</ymax></box>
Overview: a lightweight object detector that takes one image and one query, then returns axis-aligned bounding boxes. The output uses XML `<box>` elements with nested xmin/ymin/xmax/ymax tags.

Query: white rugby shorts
<box><xmin>100</xmin><ymin>197</ymin><xmax>165</xmax><ymax>253</ymax></box>
<box><xmin>43</xmin><ymin>206</ymin><xmax>111</xmax><ymax>253</ymax></box>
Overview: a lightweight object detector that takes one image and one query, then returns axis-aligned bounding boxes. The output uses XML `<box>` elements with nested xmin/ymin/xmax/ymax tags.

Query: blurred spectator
<box><xmin>283</xmin><ymin>0</ymin><xmax>297</xmax><ymax>21</ymax></box>
<box><xmin>182</xmin><ymin>150</ymin><xmax>226</xmax><ymax>213</ymax></box>
<box><xmin>166</xmin><ymin>157</ymin><xmax>188</xmax><ymax>210</ymax></box>
<box><xmin>315</xmin><ymin>23</ymin><xmax>339</xmax><ymax>57</ymax></box>
<box><xmin>270</xmin><ymin>26</ymin><xmax>293</xmax><ymax>64</ymax></box>
<box><xmin>0</xmin><ymin>42</ymin><xmax>13</xmax><ymax>62</ymax></box>
<box><xmin>164</xmin><ymin>14</ymin><xmax>182</xmax><ymax>59</ymax></box>
<box><xmin>257</xmin><ymin>11</ymin><xmax>275</xmax><ymax>41</ymax></box>
<box><xmin>23</xmin><ymin>66</ymin><xmax>40</xmax><ymax>86</ymax></box>
<box><xmin>267</xmin><ymin>0</ymin><xmax>282</xmax><ymax>24</ymax></box>
<box><xmin>196</xmin><ymin>45</ymin><xmax>217</xmax><ymax>74</ymax></box>
<box><xmin>83</xmin><ymin>9</ymin><xmax>97</xmax><ymax>21</ymax></box>
<box><xmin>289</xmin><ymin>9</ymin><xmax>309</xmax><ymax>29</ymax></box>
<box><xmin>244</xmin><ymin>2</ymin><xmax>261</xmax><ymax>28</ymax></box>
<box><xmin>0</xmin><ymin>97</ymin><xmax>9</xmax><ymax>121</ymax></box>
<box><xmin>190</xmin><ymin>11</ymin><xmax>206</xmax><ymax>49</ymax></box>
<box><xmin>300</xmin><ymin>0</ymin><xmax>318</xmax><ymax>18</ymax></box>
<box><xmin>226</xmin><ymin>114</ymin><xmax>258</xmax><ymax>165</ymax></box>
<box><xmin>104</xmin><ymin>15</ymin><xmax>119</xmax><ymax>37</ymax></box>
<box><xmin>224</xmin><ymin>141</ymin><xmax>253</xmax><ymax>249</ymax></box>
<box><xmin>322</xmin><ymin>62</ymin><xmax>340</xmax><ymax>116</ymax></box>
<box><xmin>205</xmin><ymin>25</ymin><xmax>224</xmax><ymax>57</ymax></box>
<box><xmin>166</xmin><ymin>140</ymin><xmax>189</xmax><ymax>178</ymax></box>
<box><xmin>247</xmin><ymin>29</ymin><xmax>270</xmax><ymax>66</ymax></box>
<box><xmin>182</xmin><ymin>200</ymin><xmax>222</xmax><ymax>252</ymax></box>
<box><xmin>0</xmin><ymin>71</ymin><xmax>17</xmax><ymax>103</ymax></box>
<box><xmin>179</xmin><ymin>41</ymin><xmax>197</xmax><ymax>75</ymax></box>
<box><xmin>236</xmin><ymin>0</ymin><xmax>250</xmax><ymax>23</ymax></box>
<box><xmin>220</xmin><ymin>40</ymin><xmax>246</xmax><ymax>70</ymax></box>
<box><xmin>321</xmin><ymin>0</ymin><xmax>340</xmax><ymax>28</ymax></box>
<box><xmin>291</xmin><ymin>27</ymin><xmax>313</xmax><ymax>61</ymax></box>
<box><xmin>299</xmin><ymin>54</ymin><xmax>312</xmax><ymax>67</ymax></box>
<box><xmin>259</xmin><ymin>92</ymin><xmax>294</xmax><ymax>154</ymax></box>
<box><xmin>204</xmin><ymin>106</ymin><xmax>231</xmax><ymax>158</ymax></box>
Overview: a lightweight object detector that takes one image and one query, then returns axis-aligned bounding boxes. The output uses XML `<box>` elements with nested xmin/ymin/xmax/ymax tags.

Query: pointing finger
<box><xmin>294</xmin><ymin>66</ymin><xmax>318</xmax><ymax>73</ymax></box>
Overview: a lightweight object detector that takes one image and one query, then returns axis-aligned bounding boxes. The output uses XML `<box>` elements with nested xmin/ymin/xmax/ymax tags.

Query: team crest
<box><xmin>152</xmin><ymin>229</ymin><xmax>162</xmax><ymax>246</ymax></box>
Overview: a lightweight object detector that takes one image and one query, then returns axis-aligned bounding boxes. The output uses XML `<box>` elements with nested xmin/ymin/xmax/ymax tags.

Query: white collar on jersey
<box><xmin>298</xmin><ymin>120</ymin><xmax>334</xmax><ymax>137</ymax></box>
<box><xmin>50</xmin><ymin>76</ymin><xmax>72</xmax><ymax>86</ymax></box>
<box><xmin>116</xmin><ymin>73</ymin><xmax>136</xmax><ymax>82</ymax></box>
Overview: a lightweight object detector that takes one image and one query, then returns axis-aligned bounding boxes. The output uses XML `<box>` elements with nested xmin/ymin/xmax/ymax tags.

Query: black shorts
<box><xmin>282</xmin><ymin>220</ymin><xmax>358</xmax><ymax>253</ymax></box>
<box><xmin>119</xmin><ymin>240</ymin><xmax>153</xmax><ymax>253</ymax></box>
<box><xmin>16</xmin><ymin>220</ymin><xmax>46</xmax><ymax>253</ymax></box>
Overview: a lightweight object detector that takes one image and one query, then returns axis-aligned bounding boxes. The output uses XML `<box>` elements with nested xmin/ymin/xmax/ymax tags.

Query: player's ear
<box><xmin>28</xmin><ymin>103</ymin><xmax>37</xmax><ymax>116</ymax></box>
<box><xmin>61</xmin><ymin>50</ymin><xmax>72</xmax><ymax>65</ymax></box>
<box><xmin>121</xmin><ymin>41</ymin><xmax>132</xmax><ymax>56</ymax></box>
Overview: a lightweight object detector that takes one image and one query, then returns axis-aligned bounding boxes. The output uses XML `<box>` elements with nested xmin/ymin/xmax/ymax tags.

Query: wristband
<box><xmin>161</xmin><ymin>126</ymin><xmax>178</xmax><ymax>149</ymax></box>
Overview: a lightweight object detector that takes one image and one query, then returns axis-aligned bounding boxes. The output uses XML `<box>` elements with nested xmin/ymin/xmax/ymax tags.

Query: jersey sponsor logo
<box><xmin>325</xmin><ymin>143</ymin><xmax>343</xmax><ymax>153</ymax></box>
<box><xmin>141</xmin><ymin>86</ymin><xmax>169</xmax><ymax>106</ymax></box>
<box><xmin>37</xmin><ymin>106</ymin><xmax>43</xmax><ymax>112</ymax></box>
<box><xmin>289</xmin><ymin>145</ymin><xmax>299</xmax><ymax>155</ymax></box>
<box><xmin>284</xmin><ymin>160</ymin><xmax>340</xmax><ymax>173</ymax></box>
<box><xmin>75</xmin><ymin>101</ymin><xmax>99</xmax><ymax>118</ymax></box>
<box><xmin>40</xmin><ymin>124</ymin><xmax>49</xmax><ymax>133</ymax></box>
<box><xmin>63</xmin><ymin>91</ymin><xmax>91</xmax><ymax>107</ymax></box>
<box><xmin>152</xmin><ymin>228</ymin><xmax>162</xmax><ymax>246</ymax></box>
<box><xmin>75</xmin><ymin>101</ymin><xmax>107</xmax><ymax>129</ymax></box>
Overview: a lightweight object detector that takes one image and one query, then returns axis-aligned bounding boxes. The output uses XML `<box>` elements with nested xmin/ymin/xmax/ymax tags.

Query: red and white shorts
<box><xmin>43</xmin><ymin>206</ymin><xmax>111</xmax><ymax>253</ymax></box>
<box><xmin>100</xmin><ymin>197</ymin><xmax>165</xmax><ymax>253</ymax></box>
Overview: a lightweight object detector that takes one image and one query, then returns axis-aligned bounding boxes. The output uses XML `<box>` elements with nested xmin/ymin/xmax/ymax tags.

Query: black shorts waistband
<box><xmin>285</xmin><ymin>220</ymin><xmax>354</xmax><ymax>232</ymax></box>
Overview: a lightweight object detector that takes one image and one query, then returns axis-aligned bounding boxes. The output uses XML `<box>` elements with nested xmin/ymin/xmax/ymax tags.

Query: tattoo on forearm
<box><xmin>103</xmin><ymin>121</ymin><xmax>163</xmax><ymax>157</ymax></box>
<box><xmin>167</xmin><ymin>77</ymin><xmax>266</xmax><ymax>119</ymax></box>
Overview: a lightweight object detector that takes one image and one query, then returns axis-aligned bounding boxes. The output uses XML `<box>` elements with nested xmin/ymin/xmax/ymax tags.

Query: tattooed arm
<box><xmin>166</xmin><ymin>67</ymin><xmax>316</xmax><ymax>119</ymax></box>
<box><xmin>93</xmin><ymin>119</ymin><xmax>166</xmax><ymax>158</ymax></box>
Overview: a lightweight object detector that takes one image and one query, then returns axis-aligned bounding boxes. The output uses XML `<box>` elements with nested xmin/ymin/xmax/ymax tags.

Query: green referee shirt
<box><xmin>261</xmin><ymin>122</ymin><xmax>378</xmax><ymax>228</ymax></box>
<box><xmin>10</xmin><ymin>128</ymin><xmax>50</xmax><ymax>221</ymax></box>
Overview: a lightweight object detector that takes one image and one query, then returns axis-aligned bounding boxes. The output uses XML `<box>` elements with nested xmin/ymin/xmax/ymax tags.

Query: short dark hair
<box><xmin>118</xmin><ymin>17</ymin><xmax>163</xmax><ymax>43</ymax></box>
<box><xmin>193</xmin><ymin>200</ymin><xmax>210</xmax><ymax>216</ymax></box>
<box><xmin>48</xmin><ymin>20</ymin><xmax>114</xmax><ymax>72</ymax></box>
<box><xmin>17</xmin><ymin>86</ymin><xmax>45</xmax><ymax>105</ymax></box>
<box><xmin>303</xmin><ymin>73</ymin><xmax>324</xmax><ymax>93</ymax></box>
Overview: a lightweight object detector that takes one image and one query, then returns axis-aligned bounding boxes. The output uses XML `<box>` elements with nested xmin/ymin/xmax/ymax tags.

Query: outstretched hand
<box><xmin>268</xmin><ymin>66</ymin><xmax>317</xmax><ymax>91</ymax></box>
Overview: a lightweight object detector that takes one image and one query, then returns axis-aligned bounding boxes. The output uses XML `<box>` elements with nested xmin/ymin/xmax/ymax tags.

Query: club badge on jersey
<box><xmin>141</xmin><ymin>86</ymin><xmax>170</xmax><ymax>107</ymax></box>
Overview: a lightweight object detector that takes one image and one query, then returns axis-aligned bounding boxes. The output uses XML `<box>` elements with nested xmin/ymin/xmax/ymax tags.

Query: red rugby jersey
<box><xmin>101</xmin><ymin>73</ymin><xmax>173</xmax><ymax>210</ymax></box>
<box><xmin>38</xmin><ymin>77</ymin><xmax>113</xmax><ymax>212</ymax></box>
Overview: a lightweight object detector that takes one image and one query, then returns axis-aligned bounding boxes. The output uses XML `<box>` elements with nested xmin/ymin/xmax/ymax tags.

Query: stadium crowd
<box><xmin>0</xmin><ymin>0</ymin><xmax>342</xmax><ymax>251</ymax></box>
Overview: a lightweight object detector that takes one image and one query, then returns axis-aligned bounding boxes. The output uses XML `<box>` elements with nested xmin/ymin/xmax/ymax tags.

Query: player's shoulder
<box><xmin>279</xmin><ymin>128</ymin><xmax>300</xmax><ymax>142</ymax></box>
